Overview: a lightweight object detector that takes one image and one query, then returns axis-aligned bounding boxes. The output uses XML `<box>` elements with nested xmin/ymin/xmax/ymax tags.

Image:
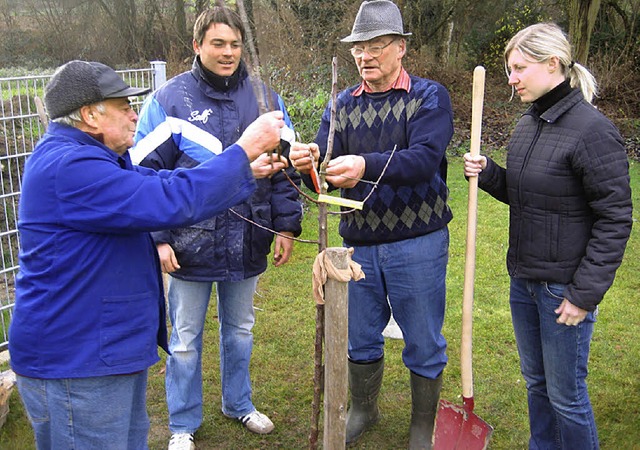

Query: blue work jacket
<box><xmin>10</xmin><ymin>123</ymin><xmax>256</xmax><ymax>378</ymax></box>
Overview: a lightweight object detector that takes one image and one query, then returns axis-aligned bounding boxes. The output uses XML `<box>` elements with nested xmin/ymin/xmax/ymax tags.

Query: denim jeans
<box><xmin>347</xmin><ymin>228</ymin><xmax>449</xmax><ymax>379</ymax></box>
<box><xmin>16</xmin><ymin>371</ymin><xmax>149</xmax><ymax>450</ymax></box>
<box><xmin>165</xmin><ymin>275</ymin><xmax>258</xmax><ymax>434</ymax></box>
<box><xmin>510</xmin><ymin>277</ymin><xmax>599</xmax><ymax>450</ymax></box>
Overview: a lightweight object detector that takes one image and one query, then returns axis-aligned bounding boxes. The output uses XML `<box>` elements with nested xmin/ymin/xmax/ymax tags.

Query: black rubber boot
<box><xmin>345</xmin><ymin>357</ymin><xmax>384</xmax><ymax>445</ymax></box>
<box><xmin>408</xmin><ymin>371</ymin><xmax>442</xmax><ymax>450</ymax></box>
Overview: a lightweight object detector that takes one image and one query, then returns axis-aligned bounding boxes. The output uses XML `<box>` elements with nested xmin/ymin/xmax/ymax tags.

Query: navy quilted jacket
<box><xmin>479</xmin><ymin>88</ymin><xmax>632</xmax><ymax>311</ymax></box>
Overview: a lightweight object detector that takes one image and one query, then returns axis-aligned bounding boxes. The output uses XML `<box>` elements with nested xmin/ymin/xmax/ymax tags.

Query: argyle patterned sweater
<box><xmin>313</xmin><ymin>74</ymin><xmax>454</xmax><ymax>246</ymax></box>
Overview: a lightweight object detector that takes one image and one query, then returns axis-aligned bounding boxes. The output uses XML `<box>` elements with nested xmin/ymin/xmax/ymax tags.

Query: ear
<box><xmin>193</xmin><ymin>39</ymin><xmax>200</xmax><ymax>55</ymax></box>
<box><xmin>547</xmin><ymin>56</ymin><xmax>560</xmax><ymax>73</ymax></box>
<box><xmin>397</xmin><ymin>38</ymin><xmax>407</xmax><ymax>59</ymax></box>
<box><xmin>80</xmin><ymin>105</ymin><xmax>98</xmax><ymax>127</ymax></box>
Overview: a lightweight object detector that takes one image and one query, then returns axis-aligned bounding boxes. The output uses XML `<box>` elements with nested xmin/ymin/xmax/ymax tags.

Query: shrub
<box><xmin>284</xmin><ymin>88</ymin><xmax>331</xmax><ymax>141</ymax></box>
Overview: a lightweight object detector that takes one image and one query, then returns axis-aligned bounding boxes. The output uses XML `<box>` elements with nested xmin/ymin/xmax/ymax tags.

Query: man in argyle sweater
<box><xmin>290</xmin><ymin>1</ymin><xmax>453</xmax><ymax>448</ymax></box>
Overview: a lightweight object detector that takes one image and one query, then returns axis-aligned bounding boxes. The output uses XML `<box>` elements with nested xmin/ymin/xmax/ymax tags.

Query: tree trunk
<box><xmin>175</xmin><ymin>0</ymin><xmax>190</xmax><ymax>58</ymax></box>
<box><xmin>568</xmin><ymin>0</ymin><xmax>602</xmax><ymax>63</ymax></box>
<box><xmin>435</xmin><ymin>20</ymin><xmax>454</xmax><ymax>64</ymax></box>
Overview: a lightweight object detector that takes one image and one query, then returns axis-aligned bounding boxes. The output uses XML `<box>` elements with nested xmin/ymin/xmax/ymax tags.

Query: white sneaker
<box><xmin>168</xmin><ymin>432</ymin><xmax>195</xmax><ymax>450</ymax></box>
<box><xmin>236</xmin><ymin>410</ymin><xmax>275</xmax><ymax>434</ymax></box>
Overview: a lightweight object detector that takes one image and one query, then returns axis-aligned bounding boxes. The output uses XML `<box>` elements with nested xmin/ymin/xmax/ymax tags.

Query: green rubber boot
<box><xmin>345</xmin><ymin>357</ymin><xmax>384</xmax><ymax>445</ymax></box>
<box><xmin>408</xmin><ymin>371</ymin><xmax>443</xmax><ymax>450</ymax></box>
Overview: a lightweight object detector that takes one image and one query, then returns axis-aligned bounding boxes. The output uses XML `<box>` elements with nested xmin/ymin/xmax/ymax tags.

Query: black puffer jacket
<box><xmin>479</xmin><ymin>87</ymin><xmax>632</xmax><ymax>311</ymax></box>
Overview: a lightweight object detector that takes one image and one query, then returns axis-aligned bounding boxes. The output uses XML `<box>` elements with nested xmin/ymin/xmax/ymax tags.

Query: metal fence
<box><xmin>0</xmin><ymin>61</ymin><xmax>167</xmax><ymax>351</ymax></box>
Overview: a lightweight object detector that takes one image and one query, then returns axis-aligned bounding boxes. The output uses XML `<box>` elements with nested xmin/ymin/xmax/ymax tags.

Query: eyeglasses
<box><xmin>350</xmin><ymin>39</ymin><xmax>397</xmax><ymax>58</ymax></box>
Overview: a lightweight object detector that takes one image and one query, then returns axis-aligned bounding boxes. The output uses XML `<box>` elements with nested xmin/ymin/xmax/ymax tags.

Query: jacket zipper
<box><xmin>513</xmin><ymin>118</ymin><xmax>543</xmax><ymax>276</ymax></box>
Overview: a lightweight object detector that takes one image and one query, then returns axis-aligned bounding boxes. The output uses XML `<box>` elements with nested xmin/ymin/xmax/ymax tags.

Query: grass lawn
<box><xmin>1</xmin><ymin>155</ymin><xmax>639</xmax><ymax>449</ymax></box>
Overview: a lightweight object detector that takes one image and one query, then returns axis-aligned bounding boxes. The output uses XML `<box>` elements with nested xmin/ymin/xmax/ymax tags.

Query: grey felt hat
<box><xmin>44</xmin><ymin>60</ymin><xmax>151</xmax><ymax>120</ymax></box>
<box><xmin>341</xmin><ymin>0</ymin><xmax>412</xmax><ymax>43</ymax></box>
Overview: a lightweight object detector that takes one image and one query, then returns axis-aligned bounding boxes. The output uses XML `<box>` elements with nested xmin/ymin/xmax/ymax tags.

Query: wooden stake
<box><xmin>323</xmin><ymin>248</ymin><xmax>349</xmax><ymax>450</ymax></box>
<box><xmin>309</xmin><ymin>56</ymin><xmax>339</xmax><ymax>450</ymax></box>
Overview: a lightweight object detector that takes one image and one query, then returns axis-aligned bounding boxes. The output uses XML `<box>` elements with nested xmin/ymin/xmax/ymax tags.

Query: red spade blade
<box><xmin>434</xmin><ymin>398</ymin><xmax>493</xmax><ymax>450</ymax></box>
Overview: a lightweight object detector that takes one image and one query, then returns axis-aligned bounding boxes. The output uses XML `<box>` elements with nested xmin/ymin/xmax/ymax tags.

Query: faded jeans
<box><xmin>17</xmin><ymin>371</ymin><xmax>149</xmax><ymax>450</ymax></box>
<box><xmin>510</xmin><ymin>277</ymin><xmax>599</xmax><ymax>450</ymax></box>
<box><xmin>165</xmin><ymin>275</ymin><xmax>258</xmax><ymax>434</ymax></box>
<box><xmin>347</xmin><ymin>228</ymin><xmax>449</xmax><ymax>379</ymax></box>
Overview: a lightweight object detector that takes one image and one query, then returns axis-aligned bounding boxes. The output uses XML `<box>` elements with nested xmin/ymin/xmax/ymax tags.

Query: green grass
<box><xmin>1</xmin><ymin>156</ymin><xmax>639</xmax><ymax>449</ymax></box>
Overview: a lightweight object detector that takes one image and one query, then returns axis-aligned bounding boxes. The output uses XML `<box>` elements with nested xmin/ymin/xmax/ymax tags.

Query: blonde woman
<box><xmin>464</xmin><ymin>23</ymin><xmax>632</xmax><ymax>449</ymax></box>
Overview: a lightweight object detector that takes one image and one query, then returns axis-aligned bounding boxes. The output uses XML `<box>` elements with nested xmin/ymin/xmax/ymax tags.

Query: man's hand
<box><xmin>289</xmin><ymin>142</ymin><xmax>320</xmax><ymax>175</ymax></box>
<box><xmin>237</xmin><ymin>111</ymin><xmax>285</xmax><ymax>162</ymax></box>
<box><xmin>555</xmin><ymin>299</ymin><xmax>589</xmax><ymax>326</ymax></box>
<box><xmin>157</xmin><ymin>243</ymin><xmax>180</xmax><ymax>273</ymax></box>
<box><xmin>325</xmin><ymin>155</ymin><xmax>366</xmax><ymax>188</ymax></box>
<box><xmin>251</xmin><ymin>153</ymin><xmax>289</xmax><ymax>179</ymax></box>
<box><xmin>273</xmin><ymin>232</ymin><xmax>294</xmax><ymax>267</ymax></box>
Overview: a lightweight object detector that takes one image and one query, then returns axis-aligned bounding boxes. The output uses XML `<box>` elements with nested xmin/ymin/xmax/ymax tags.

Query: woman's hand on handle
<box><xmin>463</xmin><ymin>152</ymin><xmax>487</xmax><ymax>178</ymax></box>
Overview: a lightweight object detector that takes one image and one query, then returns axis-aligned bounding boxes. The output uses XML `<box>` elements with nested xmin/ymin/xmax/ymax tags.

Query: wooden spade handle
<box><xmin>461</xmin><ymin>66</ymin><xmax>486</xmax><ymax>400</ymax></box>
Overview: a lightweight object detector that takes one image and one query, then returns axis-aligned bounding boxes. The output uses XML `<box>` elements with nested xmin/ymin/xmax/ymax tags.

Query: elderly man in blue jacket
<box><xmin>134</xmin><ymin>6</ymin><xmax>302</xmax><ymax>449</ymax></box>
<box><xmin>10</xmin><ymin>59</ymin><xmax>286</xmax><ymax>450</ymax></box>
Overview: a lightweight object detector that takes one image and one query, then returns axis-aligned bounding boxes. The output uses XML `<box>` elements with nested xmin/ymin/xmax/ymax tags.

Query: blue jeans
<box><xmin>165</xmin><ymin>275</ymin><xmax>258</xmax><ymax>434</ymax></box>
<box><xmin>347</xmin><ymin>229</ymin><xmax>449</xmax><ymax>379</ymax></box>
<box><xmin>17</xmin><ymin>371</ymin><xmax>149</xmax><ymax>450</ymax></box>
<box><xmin>510</xmin><ymin>277</ymin><xmax>599</xmax><ymax>450</ymax></box>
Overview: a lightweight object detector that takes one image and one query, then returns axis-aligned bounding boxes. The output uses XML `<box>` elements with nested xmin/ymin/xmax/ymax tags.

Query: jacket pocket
<box><xmin>100</xmin><ymin>292</ymin><xmax>153</xmax><ymax>366</ymax></box>
<box><xmin>548</xmin><ymin>213</ymin><xmax>560</xmax><ymax>262</ymax></box>
<box><xmin>16</xmin><ymin>376</ymin><xmax>48</xmax><ymax>423</ymax></box>
<box><xmin>170</xmin><ymin>218</ymin><xmax>219</xmax><ymax>269</ymax></box>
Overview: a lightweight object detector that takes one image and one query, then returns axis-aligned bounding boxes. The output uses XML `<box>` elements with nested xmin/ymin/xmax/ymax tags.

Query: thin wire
<box><xmin>281</xmin><ymin>169</ymin><xmax>319</xmax><ymax>204</ymax></box>
<box><xmin>228</xmin><ymin>208</ymin><xmax>320</xmax><ymax>244</ymax></box>
<box><xmin>231</xmin><ymin>139</ymin><xmax>397</xmax><ymax>241</ymax></box>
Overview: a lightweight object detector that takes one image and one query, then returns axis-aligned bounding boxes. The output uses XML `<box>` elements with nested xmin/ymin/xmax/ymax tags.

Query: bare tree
<box><xmin>0</xmin><ymin>0</ymin><xmax>17</xmax><ymax>29</ymax></box>
<box><xmin>92</xmin><ymin>0</ymin><xmax>142</xmax><ymax>61</ymax></box>
<box><xmin>401</xmin><ymin>0</ymin><xmax>490</xmax><ymax>64</ymax></box>
<box><xmin>25</xmin><ymin>0</ymin><xmax>95</xmax><ymax>62</ymax></box>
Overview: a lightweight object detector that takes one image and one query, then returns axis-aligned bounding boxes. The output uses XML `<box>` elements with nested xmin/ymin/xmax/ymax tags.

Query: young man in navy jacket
<box><xmin>134</xmin><ymin>7</ymin><xmax>302</xmax><ymax>449</ymax></box>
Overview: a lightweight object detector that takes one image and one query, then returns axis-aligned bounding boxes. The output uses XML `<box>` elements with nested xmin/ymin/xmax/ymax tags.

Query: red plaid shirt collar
<box><xmin>352</xmin><ymin>67</ymin><xmax>411</xmax><ymax>96</ymax></box>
